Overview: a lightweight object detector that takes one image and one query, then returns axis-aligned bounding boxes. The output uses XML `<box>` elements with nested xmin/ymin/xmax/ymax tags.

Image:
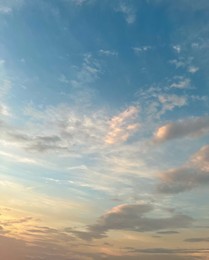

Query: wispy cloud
<box><xmin>172</xmin><ymin>45</ymin><xmax>181</xmax><ymax>53</ymax></box>
<box><xmin>133</xmin><ymin>46</ymin><xmax>152</xmax><ymax>54</ymax></box>
<box><xmin>116</xmin><ymin>2</ymin><xmax>136</xmax><ymax>24</ymax></box>
<box><xmin>105</xmin><ymin>106</ymin><xmax>139</xmax><ymax>145</ymax></box>
<box><xmin>99</xmin><ymin>49</ymin><xmax>118</xmax><ymax>57</ymax></box>
<box><xmin>170</xmin><ymin>77</ymin><xmax>191</xmax><ymax>89</ymax></box>
<box><xmin>0</xmin><ymin>0</ymin><xmax>24</xmax><ymax>14</ymax></box>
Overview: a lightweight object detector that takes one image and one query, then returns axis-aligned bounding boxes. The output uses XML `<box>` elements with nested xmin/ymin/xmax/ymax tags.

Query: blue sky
<box><xmin>1</xmin><ymin>0</ymin><xmax>209</xmax><ymax>259</ymax></box>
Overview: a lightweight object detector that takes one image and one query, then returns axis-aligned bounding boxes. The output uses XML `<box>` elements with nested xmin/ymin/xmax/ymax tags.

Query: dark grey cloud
<box><xmin>67</xmin><ymin>203</ymin><xmax>193</xmax><ymax>240</ymax></box>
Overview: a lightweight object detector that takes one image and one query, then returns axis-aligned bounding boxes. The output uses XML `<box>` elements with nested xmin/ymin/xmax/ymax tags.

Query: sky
<box><xmin>0</xmin><ymin>0</ymin><xmax>209</xmax><ymax>259</ymax></box>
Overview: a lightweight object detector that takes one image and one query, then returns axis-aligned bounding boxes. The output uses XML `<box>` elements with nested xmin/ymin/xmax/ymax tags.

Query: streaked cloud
<box><xmin>105</xmin><ymin>106</ymin><xmax>140</xmax><ymax>144</ymax></box>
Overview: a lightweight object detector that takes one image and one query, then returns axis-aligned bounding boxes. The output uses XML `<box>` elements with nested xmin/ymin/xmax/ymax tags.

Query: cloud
<box><xmin>188</xmin><ymin>66</ymin><xmax>199</xmax><ymax>74</ymax></box>
<box><xmin>116</xmin><ymin>3</ymin><xmax>136</xmax><ymax>24</ymax></box>
<box><xmin>105</xmin><ymin>106</ymin><xmax>140</xmax><ymax>144</ymax></box>
<box><xmin>70</xmin><ymin>0</ymin><xmax>89</xmax><ymax>5</ymax></box>
<box><xmin>172</xmin><ymin>45</ymin><xmax>181</xmax><ymax>53</ymax></box>
<box><xmin>133</xmin><ymin>46</ymin><xmax>152</xmax><ymax>54</ymax></box>
<box><xmin>156</xmin><ymin>230</ymin><xmax>179</xmax><ymax>234</ymax></box>
<box><xmin>0</xmin><ymin>0</ymin><xmax>24</xmax><ymax>14</ymax></box>
<box><xmin>68</xmin><ymin>203</ymin><xmax>193</xmax><ymax>240</ymax></box>
<box><xmin>99</xmin><ymin>49</ymin><xmax>118</xmax><ymax>56</ymax></box>
<box><xmin>129</xmin><ymin>247</ymin><xmax>206</xmax><ymax>254</ymax></box>
<box><xmin>0</xmin><ymin>80</ymin><xmax>11</xmax><ymax>99</ymax></box>
<box><xmin>157</xmin><ymin>144</ymin><xmax>209</xmax><ymax>193</ymax></box>
<box><xmin>154</xmin><ymin>116</ymin><xmax>209</xmax><ymax>143</ymax></box>
<box><xmin>157</xmin><ymin>94</ymin><xmax>187</xmax><ymax>113</ymax></box>
<box><xmin>137</xmin><ymin>88</ymin><xmax>188</xmax><ymax>119</ymax></box>
<box><xmin>0</xmin><ymin>104</ymin><xmax>10</xmax><ymax>116</ymax></box>
<box><xmin>170</xmin><ymin>78</ymin><xmax>191</xmax><ymax>89</ymax></box>
<box><xmin>185</xmin><ymin>237</ymin><xmax>209</xmax><ymax>243</ymax></box>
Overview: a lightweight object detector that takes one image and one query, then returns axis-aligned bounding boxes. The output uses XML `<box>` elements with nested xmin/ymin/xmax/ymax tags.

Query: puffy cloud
<box><xmin>68</xmin><ymin>203</ymin><xmax>193</xmax><ymax>240</ymax></box>
<box><xmin>154</xmin><ymin>116</ymin><xmax>209</xmax><ymax>142</ymax></box>
<box><xmin>158</xmin><ymin>145</ymin><xmax>209</xmax><ymax>193</ymax></box>
<box><xmin>105</xmin><ymin>106</ymin><xmax>140</xmax><ymax>144</ymax></box>
<box><xmin>188</xmin><ymin>66</ymin><xmax>199</xmax><ymax>74</ymax></box>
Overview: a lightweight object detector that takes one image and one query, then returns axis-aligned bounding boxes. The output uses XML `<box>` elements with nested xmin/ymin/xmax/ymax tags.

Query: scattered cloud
<box><xmin>99</xmin><ymin>49</ymin><xmax>118</xmax><ymax>56</ymax></box>
<box><xmin>170</xmin><ymin>78</ymin><xmax>191</xmax><ymax>89</ymax></box>
<box><xmin>172</xmin><ymin>45</ymin><xmax>181</xmax><ymax>53</ymax></box>
<box><xmin>133</xmin><ymin>46</ymin><xmax>152</xmax><ymax>54</ymax></box>
<box><xmin>105</xmin><ymin>106</ymin><xmax>140</xmax><ymax>144</ymax></box>
<box><xmin>116</xmin><ymin>3</ymin><xmax>136</xmax><ymax>24</ymax></box>
<box><xmin>187</xmin><ymin>66</ymin><xmax>199</xmax><ymax>74</ymax></box>
<box><xmin>158</xmin><ymin>94</ymin><xmax>187</xmax><ymax>114</ymax></box>
<box><xmin>169</xmin><ymin>59</ymin><xmax>186</xmax><ymax>68</ymax></box>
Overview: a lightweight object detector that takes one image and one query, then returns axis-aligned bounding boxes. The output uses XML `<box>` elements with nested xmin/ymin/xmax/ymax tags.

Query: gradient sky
<box><xmin>1</xmin><ymin>0</ymin><xmax>209</xmax><ymax>259</ymax></box>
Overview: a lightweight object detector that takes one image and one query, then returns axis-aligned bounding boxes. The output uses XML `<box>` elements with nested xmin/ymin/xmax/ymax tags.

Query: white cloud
<box><xmin>116</xmin><ymin>3</ymin><xmax>136</xmax><ymax>24</ymax></box>
<box><xmin>0</xmin><ymin>104</ymin><xmax>10</xmax><ymax>116</ymax></box>
<box><xmin>170</xmin><ymin>78</ymin><xmax>190</xmax><ymax>89</ymax></box>
<box><xmin>158</xmin><ymin>94</ymin><xmax>187</xmax><ymax>114</ymax></box>
<box><xmin>169</xmin><ymin>59</ymin><xmax>186</xmax><ymax>68</ymax></box>
<box><xmin>172</xmin><ymin>45</ymin><xmax>181</xmax><ymax>53</ymax></box>
<box><xmin>99</xmin><ymin>49</ymin><xmax>118</xmax><ymax>56</ymax></box>
<box><xmin>133</xmin><ymin>46</ymin><xmax>152</xmax><ymax>54</ymax></box>
<box><xmin>187</xmin><ymin>66</ymin><xmax>199</xmax><ymax>74</ymax></box>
